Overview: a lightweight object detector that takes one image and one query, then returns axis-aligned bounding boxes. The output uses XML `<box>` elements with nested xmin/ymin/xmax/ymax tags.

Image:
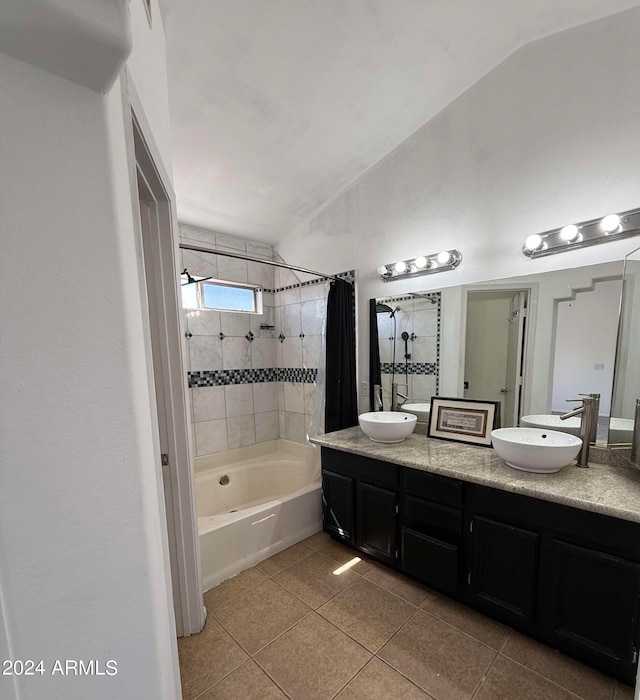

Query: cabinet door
<box><xmin>322</xmin><ymin>471</ymin><xmax>355</xmax><ymax>543</ymax></box>
<box><xmin>402</xmin><ymin>527</ymin><xmax>459</xmax><ymax>594</ymax></box>
<box><xmin>357</xmin><ymin>482</ymin><xmax>397</xmax><ymax>564</ymax></box>
<box><xmin>470</xmin><ymin>516</ymin><xmax>539</xmax><ymax>627</ymax></box>
<box><xmin>545</xmin><ymin>539</ymin><xmax>640</xmax><ymax>675</ymax></box>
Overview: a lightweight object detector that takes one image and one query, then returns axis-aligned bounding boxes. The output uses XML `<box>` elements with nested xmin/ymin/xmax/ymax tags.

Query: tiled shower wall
<box><xmin>180</xmin><ymin>224</ymin><xmax>330</xmax><ymax>457</ymax></box>
<box><xmin>377</xmin><ymin>292</ymin><xmax>441</xmax><ymax>406</ymax></box>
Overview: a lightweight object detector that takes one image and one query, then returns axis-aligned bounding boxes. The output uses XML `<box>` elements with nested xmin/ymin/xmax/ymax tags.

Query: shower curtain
<box><xmin>325</xmin><ymin>278</ymin><xmax>358</xmax><ymax>433</ymax></box>
<box><xmin>369</xmin><ymin>298</ymin><xmax>382</xmax><ymax>411</ymax></box>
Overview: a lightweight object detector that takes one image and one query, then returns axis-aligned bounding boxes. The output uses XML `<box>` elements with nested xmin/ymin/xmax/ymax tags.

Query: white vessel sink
<box><xmin>491</xmin><ymin>427</ymin><xmax>582</xmax><ymax>474</ymax></box>
<box><xmin>359</xmin><ymin>411</ymin><xmax>417</xmax><ymax>443</ymax></box>
<box><xmin>400</xmin><ymin>403</ymin><xmax>431</xmax><ymax>422</ymax></box>
<box><xmin>520</xmin><ymin>414</ymin><xmax>581</xmax><ymax>437</ymax></box>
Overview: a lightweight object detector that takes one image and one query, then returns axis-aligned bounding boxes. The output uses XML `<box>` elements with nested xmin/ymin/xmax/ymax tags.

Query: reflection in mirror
<box><xmin>370</xmin><ymin>260</ymin><xmax>626</xmax><ymax>445</ymax></box>
<box><xmin>464</xmin><ymin>290</ymin><xmax>528</xmax><ymax>428</ymax></box>
<box><xmin>370</xmin><ymin>292</ymin><xmax>440</xmax><ymax>413</ymax></box>
<box><xmin>611</xmin><ymin>245</ymin><xmax>640</xmax><ymax>445</ymax></box>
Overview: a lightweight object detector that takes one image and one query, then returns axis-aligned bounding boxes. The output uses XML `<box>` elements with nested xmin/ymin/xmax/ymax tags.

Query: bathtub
<box><xmin>194</xmin><ymin>439</ymin><xmax>322</xmax><ymax>591</ymax></box>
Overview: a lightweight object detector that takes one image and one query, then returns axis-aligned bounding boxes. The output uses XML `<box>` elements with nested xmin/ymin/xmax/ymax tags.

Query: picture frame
<box><xmin>428</xmin><ymin>397</ymin><xmax>500</xmax><ymax>447</ymax></box>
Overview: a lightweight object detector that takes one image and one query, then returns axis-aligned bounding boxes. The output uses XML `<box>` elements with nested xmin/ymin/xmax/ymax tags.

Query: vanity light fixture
<box><xmin>522</xmin><ymin>206</ymin><xmax>640</xmax><ymax>258</ymax></box>
<box><xmin>378</xmin><ymin>249</ymin><xmax>462</xmax><ymax>281</ymax></box>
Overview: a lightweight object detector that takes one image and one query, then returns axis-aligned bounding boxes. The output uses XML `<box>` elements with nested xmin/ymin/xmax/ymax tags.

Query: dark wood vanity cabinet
<box><xmin>468</xmin><ymin>515</ymin><xmax>539</xmax><ymax>627</ymax></box>
<box><xmin>321</xmin><ymin>447</ymin><xmax>640</xmax><ymax>683</ymax></box>
<box><xmin>322</xmin><ymin>470</ymin><xmax>355</xmax><ymax>543</ymax></box>
<box><xmin>466</xmin><ymin>484</ymin><xmax>640</xmax><ymax>682</ymax></box>
<box><xmin>400</xmin><ymin>470</ymin><xmax>463</xmax><ymax>595</ymax></box>
<box><xmin>322</xmin><ymin>448</ymin><xmax>399</xmax><ymax>565</ymax></box>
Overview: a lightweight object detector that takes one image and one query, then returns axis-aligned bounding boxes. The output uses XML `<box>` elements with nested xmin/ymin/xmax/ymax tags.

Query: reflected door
<box><xmin>504</xmin><ymin>292</ymin><xmax>526</xmax><ymax>427</ymax></box>
<box><xmin>464</xmin><ymin>290</ymin><xmax>527</xmax><ymax>428</ymax></box>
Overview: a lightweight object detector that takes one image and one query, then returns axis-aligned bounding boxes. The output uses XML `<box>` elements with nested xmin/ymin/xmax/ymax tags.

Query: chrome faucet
<box><xmin>391</xmin><ymin>383</ymin><xmax>410</xmax><ymax>411</ymax></box>
<box><xmin>373</xmin><ymin>384</ymin><xmax>384</xmax><ymax>411</ymax></box>
<box><xmin>560</xmin><ymin>396</ymin><xmax>597</xmax><ymax>468</ymax></box>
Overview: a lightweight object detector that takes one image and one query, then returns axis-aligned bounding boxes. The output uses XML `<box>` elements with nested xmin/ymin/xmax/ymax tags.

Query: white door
<box><xmin>503</xmin><ymin>292</ymin><xmax>527</xmax><ymax>427</ymax></box>
<box><xmin>464</xmin><ymin>290</ymin><xmax>527</xmax><ymax>428</ymax></box>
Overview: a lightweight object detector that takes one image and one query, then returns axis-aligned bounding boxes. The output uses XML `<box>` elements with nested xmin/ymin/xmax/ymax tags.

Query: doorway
<box><xmin>129</xmin><ymin>103</ymin><xmax>204</xmax><ymax>637</ymax></box>
<box><xmin>464</xmin><ymin>290</ymin><xmax>528</xmax><ymax>428</ymax></box>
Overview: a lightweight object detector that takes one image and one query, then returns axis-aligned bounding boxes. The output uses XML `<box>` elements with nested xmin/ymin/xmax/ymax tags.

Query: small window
<box><xmin>181</xmin><ymin>276</ymin><xmax>262</xmax><ymax>314</ymax></box>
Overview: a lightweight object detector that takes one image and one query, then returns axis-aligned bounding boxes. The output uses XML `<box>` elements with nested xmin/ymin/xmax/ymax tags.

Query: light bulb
<box><xmin>436</xmin><ymin>251</ymin><xmax>451</xmax><ymax>265</ymax></box>
<box><xmin>524</xmin><ymin>234</ymin><xmax>544</xmax><ymax>252</ymax></box>
<box><xmin>600</xmin><ymin>214</ymin><xmax>621</xmax><ymax>233</ymax></box>
<box><xmin>560</xmin><ymin>224</ymin><xmax>579</xmax><ymax>242</ymax></box>
<box><xmin>394</xmin><ymin>261</ymin><xmax>408</xmax><ymax>274</ymax></box>
<box><xmin>414</xmin><ymin>255</ymin><xmax>427</xmax><ymax>269</ymax></box>
<box><xmin>377</xmin><ymin>265</ymin><xmax>390</xmax><ymax>277</ymax></box>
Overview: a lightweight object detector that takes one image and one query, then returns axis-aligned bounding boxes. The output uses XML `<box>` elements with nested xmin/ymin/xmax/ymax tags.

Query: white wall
<box><xmin>0</xmin><ymin>1</ymin><xmax>180</xmax><ymax>698</ymax></box>
<box><xmin>551</xmin><ymin>280</ymin><xmax>620</xmax><ymax>414</ymax></box>
<box><xmin>128</xmin><ymin>0</ymin><xmax>174</xmax><ymax>174</ymax></box>
<box><xmin>276</xmin><ymin>8</ymin><xmax>640</xmax><ymax>413</ymax></box>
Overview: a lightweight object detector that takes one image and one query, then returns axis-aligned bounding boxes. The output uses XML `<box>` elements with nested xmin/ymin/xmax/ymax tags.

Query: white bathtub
<box><xmin>194</xmin><ymin>440</ymin><xmax>322</xmax><ymax>591</ymax></box>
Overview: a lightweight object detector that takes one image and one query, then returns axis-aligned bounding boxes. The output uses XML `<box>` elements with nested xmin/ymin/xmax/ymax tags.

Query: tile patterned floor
<box><xmin>178</xmin><ymin>531</ymin><xmax>635</xmax><ymax>700</ymax></box>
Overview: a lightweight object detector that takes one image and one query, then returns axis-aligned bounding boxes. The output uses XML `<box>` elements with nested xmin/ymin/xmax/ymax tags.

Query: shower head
<box><xmin>182</xmin><ymin>268</ymin><xmax>197</xmax><ymax>285</ymax></box>
<box><xmin>376</xmin><ymin>303</ymin><xmax>400</xmax><ymax>318</ymax></box>
<box><xmin>375</xmin><ymin>303</ymin><xmax>394</xmax><ymax>314</ymax></box>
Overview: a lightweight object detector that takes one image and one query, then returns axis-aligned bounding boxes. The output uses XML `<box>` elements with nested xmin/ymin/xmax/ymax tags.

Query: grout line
<box><xmin>205</xmin><ymin>573</ymin><xmax>271</xmax><ymax>616</ymax></box>
<box><xmin>418</xmin><ymin>608</ymin><xmax>506</xmax><ymax>655</ymax></box>
<box><xmin>495</xmin><ymin>652</ymin><xmax>591</xmax><ymax>699</ymax></box>
<box><xmin>371</xmin><ymin>657</ymin><xmax>439</xmax><ymax>699</ymax></box>
<box><xmin>469</xmin><ymin>647</ymin><xmax>500</xmax><ymax>700</ymax></box>
<box><xmin>189</xmin><ymin>655</ymin><xmax>248</xmax><ymax>700</ymax></box>
<box><xmin>251</xmin><ymin>655</ymin><xmax>294</xmax><ymax>699</ymax></box>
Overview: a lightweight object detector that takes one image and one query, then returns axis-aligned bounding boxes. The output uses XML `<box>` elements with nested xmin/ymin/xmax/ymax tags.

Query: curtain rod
<box><xmin>179</xmin><ymin>241</ymin><xmax>346</xmax><ymax>283</ymax></box>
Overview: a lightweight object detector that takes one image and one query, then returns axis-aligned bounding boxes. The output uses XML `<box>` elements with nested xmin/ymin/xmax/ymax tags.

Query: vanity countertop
<box><xmin>311</xmin><ymin>427</ymin><xmax>640</xmax><ymax>524</ymax></box>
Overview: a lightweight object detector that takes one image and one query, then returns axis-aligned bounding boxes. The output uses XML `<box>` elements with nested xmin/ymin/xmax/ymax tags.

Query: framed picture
<box><xmin>428</xmin><ymin>397</ymin><xmax>500</xmax><ymax>447</ymax></box>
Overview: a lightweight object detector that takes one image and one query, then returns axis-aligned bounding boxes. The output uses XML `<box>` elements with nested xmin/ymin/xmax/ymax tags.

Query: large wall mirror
<box><xmin>370</xmin><ymin>253</ymin><xmax>639</xmax><ymax>447</ymax></box>
<box><xmin>611</xmin><ymin>245</ymin><xmax>640</xmax><ymax>446</ymax></box>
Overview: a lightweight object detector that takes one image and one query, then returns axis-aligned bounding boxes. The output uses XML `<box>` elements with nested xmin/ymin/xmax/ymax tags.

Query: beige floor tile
<box><xmin>378</xmin><ymin>610</ymin><xmax>496</xmax><ymax>700</ymax></box>
<box><xmin>255</xmin><ymin>613</ymin><xmax>371</xmax><ymax>700</ymax></box>
<box><xmin>214</xmin><ymin>579</ymin><xmax>311</xmax><ymax>654</ymax></box>
<box><xmin>501</xmin><ymin>631</ymin><xmax>615</xmax><ymax>700</ymax></box>
<box><xmin>304</xmin><ymin>531</ymin><xmax>333</xmax><ymax>550</ymax></box>
<box><xmin>177</xmin><ymin>615</ymin><xmax>248</xmax><ymax>700</ymax></box>
<box><xmin>615</xmin><ymin>681</ymin><xmax>635</xmax><ymax>699</ymax></box>
<box><xmin>422</xmin><ymin>592</ymin><xmax>509</xmax><ymax>650</ymax></box>
<box><xmin>204</xmin><ymin>567</ymin><xmax>268</xmax><ymax>611</ymax></box>
<box><xmin>309</xmin><ymin>535</ymin><xmax>376</xmax><ymax>575</ymax></box>
<box><xmin>363</xmin><ymin>562</ymin><xmax>432</xmax><ymax>606</ymax></box>
<box><xmin>474</xmin><ymin>655</ymin><xmax>576</xmax><ymax>700</ymax></box>
<box><xmin>198</xmin><ymin>660</ymin><xmax>287</xmax><ymax>699</ymax></box>
<box><xmin>274</xmin><ymin>550</ymin><xmax>360</xmax><ymax>608</ymax></box>
<box><xmin>256</xmin><ymin>541</ymin><xmax>313</xmax><ymax>577</ymax></box>
<box><xmin>318</xmin><ymin>577</ymin><xmax>417</xmax><ymax>652</ymax></box>
<box><xmin>335</xmin><ymin>657</ymin><xmax>431</xmax><ymax>699</ymax></box>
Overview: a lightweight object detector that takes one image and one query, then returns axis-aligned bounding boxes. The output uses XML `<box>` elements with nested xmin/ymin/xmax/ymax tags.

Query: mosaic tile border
<box><xmin>188</xmin><ymin>367</ymin><xmax>318</xmax><ymax>388</ymax></box>
<box><xmin>381</xmin><ymin>362</ymin><xmax>438</xmax><ymax>375</ymax></box>
<box><xmin>261</xmin><ymin>269</ymin><xmax>355</xmax><ymax>294</ymax></box>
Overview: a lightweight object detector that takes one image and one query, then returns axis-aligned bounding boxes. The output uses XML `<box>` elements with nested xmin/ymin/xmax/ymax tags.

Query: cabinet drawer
<box><xmin>404</xmin><ymin>469</ymin><xmax>462</xmax><ymax>507</ymax></box>
<box><xmin>401</xmin><ymin>527</ymin><xmax>459</xmax><ymax>594</ymax></box>
<box><xmin>322</xmin><ymin>448</ymin><xmax>398</xmax><ymax>488</ymax></box>
<box><xmin>403</xmin><ymin>494</ymin><xmax>462</xmax><ymax>538</ymax></box>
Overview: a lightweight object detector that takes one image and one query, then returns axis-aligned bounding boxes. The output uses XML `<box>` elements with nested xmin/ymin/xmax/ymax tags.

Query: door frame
<box><xmin>121</xmin><ymin>70</ymin><xmax>204</xmax><ymax>636</ymax></box>
<box><xmin>461</xmin><ymin>284</ymin><xmax>534</xmax><ymax>423</ymax></box>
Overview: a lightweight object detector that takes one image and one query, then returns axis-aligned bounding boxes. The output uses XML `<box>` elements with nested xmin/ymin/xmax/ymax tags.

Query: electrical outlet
<box><xmin>361</xmin><ymin>381</ymin><xmax>370</xmax><ymax>398</ymax></box>
<box><xmin>594</xmin><ymin>362</ymin><xmax>605</xmax><ymax>370</ymax></box>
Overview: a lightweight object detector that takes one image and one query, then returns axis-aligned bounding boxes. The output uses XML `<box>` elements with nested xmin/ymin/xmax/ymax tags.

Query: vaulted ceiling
<box><xmin>164</xmin><ymin>0</ymin><xmax>640</xmax><ymax>244</ymax></box>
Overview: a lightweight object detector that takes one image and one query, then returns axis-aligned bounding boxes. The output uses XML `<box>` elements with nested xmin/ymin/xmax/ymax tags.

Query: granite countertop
<box><xmin>310</xmin><ymin>427</ymin><xmax>640</xmax><ymax>524</ymax></box>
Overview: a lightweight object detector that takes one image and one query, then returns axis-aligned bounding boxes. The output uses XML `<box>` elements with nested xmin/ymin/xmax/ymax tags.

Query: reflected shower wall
<box><xmin>376</xmin><ymin>292</ymin><xmax>441</xmax><ymax>408</ymax></box>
